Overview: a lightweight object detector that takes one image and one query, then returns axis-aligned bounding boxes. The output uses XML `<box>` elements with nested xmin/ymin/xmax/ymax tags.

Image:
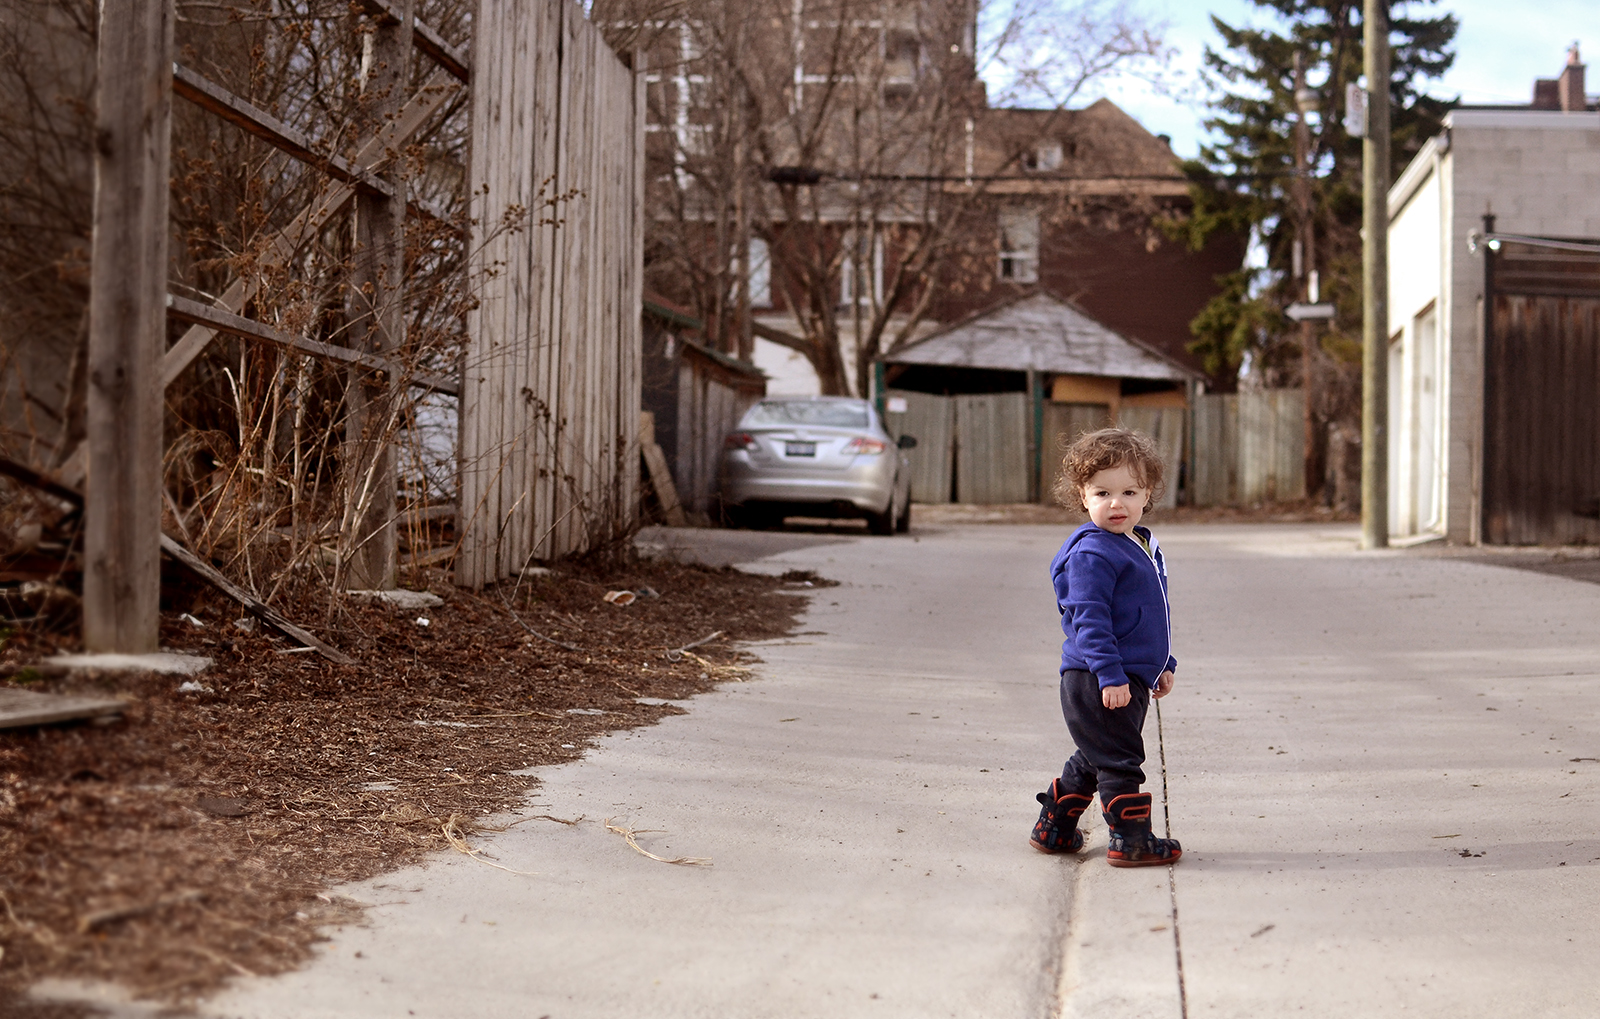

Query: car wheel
<box><xmin>895</xmin><ymin>498</ymin><xmax>911</xmax><ymax>533</ymax></box>
<box><xmin>867</xmin><ymin>499</ymin><xmax>895</xmax><ymax>536</ymax></box>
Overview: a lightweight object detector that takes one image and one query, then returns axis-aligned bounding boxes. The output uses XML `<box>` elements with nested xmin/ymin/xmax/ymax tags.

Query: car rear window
<box><xmin>745</xmin><ymin>401</ymin><xmax>870</xmax><ymax>428</ymax></box>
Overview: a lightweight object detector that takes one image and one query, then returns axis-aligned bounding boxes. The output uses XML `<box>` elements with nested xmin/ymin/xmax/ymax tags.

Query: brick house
<box><xmin>751</xmin><ymin>96</ymin><xmax>1244</xmax><ymax>397</ymax></box>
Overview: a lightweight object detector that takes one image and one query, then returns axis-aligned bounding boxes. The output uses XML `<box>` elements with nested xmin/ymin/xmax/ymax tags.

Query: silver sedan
<box><xmin>717</xmin><ymin>397</ymin><xmax>916</xmax><ymax>534</ymax></box>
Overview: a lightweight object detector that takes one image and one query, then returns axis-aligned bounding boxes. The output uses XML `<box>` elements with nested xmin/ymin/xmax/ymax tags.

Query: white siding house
<box><xmin>1386</xmin><ymin>108</ymin><xmax>1600</xmax><ymax>544</ymax></box>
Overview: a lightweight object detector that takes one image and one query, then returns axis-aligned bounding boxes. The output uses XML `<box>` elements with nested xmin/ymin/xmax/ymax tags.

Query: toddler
<box><xmin>1029</xmin><ymin>428</ymin><xmax>1182</xmax><ymax>867</ymax></box>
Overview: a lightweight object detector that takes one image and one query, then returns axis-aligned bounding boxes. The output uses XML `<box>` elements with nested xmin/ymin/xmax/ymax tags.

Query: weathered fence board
<box><xmin>891</xmin><ymin>394</ymin><xmax>1189</xmax><ymax>508</ymax></box>
<box><xmin>1118</xmin><ymin>406</ymin><xmax>1185</xmax><ymax>510</ymax></box>
<box><xmin>955</xmin><ymin>393</ymin><xmax>1030</xmax><ymax>504</ymax></box>
<box><xmin>886</xmin><ymin>390</ymin><xmax>954</xmax><ymax>503</ymax></box>
<box><xmin>1190</xmin><ymin>394</ymin><xmax>1235</xmax><ymax>507</ymax></box>
<box><xmin>457</xmin><ymin>0</ymin><xmax>642</xmax><ymax>586</ymax></box>
<box><xmin>1191</xmin><ymin>390</ymin><xmax>1305</xmax><ymax>507</ymax></box>
<box><xmin>1041</xmin><ymin>402</ymin><xmax>1112</xmax><ymax>505</ymax></box>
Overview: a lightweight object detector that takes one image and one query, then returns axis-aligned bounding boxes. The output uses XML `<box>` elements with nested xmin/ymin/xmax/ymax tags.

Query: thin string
<box><xmin>1156</xmin><ymin>698</ymin><xmax>1189</xmax><ymax>1019</ymax></box>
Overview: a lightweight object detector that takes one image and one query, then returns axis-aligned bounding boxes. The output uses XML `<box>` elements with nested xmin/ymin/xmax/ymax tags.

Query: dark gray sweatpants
<box><xmin>1057</xmin><ymin>668</ymin><xmax>1149</xmax><ymax>803</ymax></box>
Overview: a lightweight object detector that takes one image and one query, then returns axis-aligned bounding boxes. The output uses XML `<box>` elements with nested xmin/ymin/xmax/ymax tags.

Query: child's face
<box><xmin>1080</xmin><ymin>463</ymin><xmax>1149</xmax><ymax>535</ymax></box>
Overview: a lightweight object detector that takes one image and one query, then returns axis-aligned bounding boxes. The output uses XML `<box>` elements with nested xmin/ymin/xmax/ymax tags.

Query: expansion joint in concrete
<box><xmin>1156</xmin><ymin>700</ymin><xmax>1190</xmax><ymax>1019</ymax></box>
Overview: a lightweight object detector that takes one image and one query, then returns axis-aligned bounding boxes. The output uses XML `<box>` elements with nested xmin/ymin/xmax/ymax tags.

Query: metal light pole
<box><xmin>1360</xmin><ymin>0</ymin><xmax>1390</xmax><ymax>549</ymax></box>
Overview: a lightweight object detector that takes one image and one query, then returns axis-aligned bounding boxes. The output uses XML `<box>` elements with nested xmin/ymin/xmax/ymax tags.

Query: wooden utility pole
<box><xmin>1361</xmin><ymin>0</ymin><xmax>1390</xmax><ymax>549</ymax></box>
<box><xmin>1293</xmin><ymin>53</ymin><xmax>1324</xmax><ymax>500</ymax></box>
<box><xmin>344</xmin><ymin>2</ymin><xmax>413</xmax><ymax>590</ymax></box>
<box><xmin>84</xmin><ymin>0</ymin><xmax>173</xmax><ymax>652</ymax></box>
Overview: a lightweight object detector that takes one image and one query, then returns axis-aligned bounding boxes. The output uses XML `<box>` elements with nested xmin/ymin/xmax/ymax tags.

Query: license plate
<box><xmin>785</xmin><ymin>441</ymin><xmax>817</xmax><ymax>457</ymax></box>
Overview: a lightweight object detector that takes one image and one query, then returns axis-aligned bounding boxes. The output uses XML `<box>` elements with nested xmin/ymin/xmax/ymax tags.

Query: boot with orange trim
<box><xmin>1101</xmin><ymin>792</ymin><xmax>1182</xmax><ymax>867</ymax></box>
<box><xmin>1029</xmin><ymin>778</ymin><xmax>1093</xmax><ymax>854</ymax></box>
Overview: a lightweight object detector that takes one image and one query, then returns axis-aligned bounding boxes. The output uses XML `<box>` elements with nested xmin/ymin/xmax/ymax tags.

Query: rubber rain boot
<box><xmin>1101</xmin><ymin>792</ymin><xmax>1182</xmax><ymax>867</ymax></box>
<box><xmin>1030</xmin><ymin>778</ymin><xmax>1093</xmax><ymax>854</ymax></box>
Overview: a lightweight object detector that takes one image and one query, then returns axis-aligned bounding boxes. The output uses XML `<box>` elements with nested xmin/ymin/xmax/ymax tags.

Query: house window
<box><xmin>998</xmin><ymin>207</ymin><xmax>1040</xmax><ymax>283</ymax></box>
<box><xmin>748</xmin><ymin>236</ymin><xmax>771</xmax><ymax>308</ymax></box>
<box><xmin>1026</xmin><ymin>141</ymin><xmax>1064</xmax><ymax>172</ymax></box>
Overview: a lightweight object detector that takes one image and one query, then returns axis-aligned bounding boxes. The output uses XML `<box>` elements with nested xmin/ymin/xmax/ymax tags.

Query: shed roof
<box><xmin>883</xmin><ymin>291</ymin><xmax>1199</xmax><ymax>381</ymax></box>
<box><xmin>679</xmin><ymin>337</ymin><xmax>767</xmax><ymax>385</ymax></box>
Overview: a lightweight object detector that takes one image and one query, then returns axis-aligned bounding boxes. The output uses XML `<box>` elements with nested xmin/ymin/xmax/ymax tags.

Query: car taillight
<box><xmin>842</xmin><ymin>437</ymin><xmax>887</xmax><ymax>455</ymax></box>
<box><xmin>724</xmin><ymin>432</ymin><xmax>758</xmax><ymax>451</ymax></box>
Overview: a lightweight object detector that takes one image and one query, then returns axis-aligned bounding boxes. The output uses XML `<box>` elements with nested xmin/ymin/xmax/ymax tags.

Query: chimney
<box><xmin>1533</xmin><ymin>79</ymin><xmax>1560</xmax><ymax>109</ymax></box>
<box><xmin>1559</xmin><ymin>42</ymin><xmax>1586</xmax><ymax>111</ymax></box>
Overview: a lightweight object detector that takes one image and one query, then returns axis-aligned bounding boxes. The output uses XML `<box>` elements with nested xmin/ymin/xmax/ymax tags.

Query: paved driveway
<box><xmin>55</xmin><ymin>520</ymin><xmax>1596</xmax><ymax>1018</ymax></box>
<box><xmin>196</xmin><ymin>523</ymin><xmax>1077</xmax><ymax>1018</ymax></box>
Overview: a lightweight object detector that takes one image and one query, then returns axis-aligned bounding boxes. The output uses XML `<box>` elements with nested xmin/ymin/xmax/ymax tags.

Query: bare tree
<box><xmin>597</xmin><ymin>0</ymin><xmax>1167</xmax><ymax>396</ymax></box>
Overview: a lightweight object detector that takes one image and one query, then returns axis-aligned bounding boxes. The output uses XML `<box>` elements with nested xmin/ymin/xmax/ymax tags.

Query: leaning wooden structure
<box><xmin>75</xmin><ymin>0</ymin><xmax>643</xmax><ymax>650</ymax></box>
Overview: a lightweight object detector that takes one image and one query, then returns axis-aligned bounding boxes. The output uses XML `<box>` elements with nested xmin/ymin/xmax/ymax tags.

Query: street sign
<box><xmin>1286</xmin><ymin>302</ymin><xmax>1336</xmax><ymax>321</ymax></box>
<box><xmin>1344</xmin><ymin>83</ymin><xmax>1368</xmax><ymax>138</ymax></box>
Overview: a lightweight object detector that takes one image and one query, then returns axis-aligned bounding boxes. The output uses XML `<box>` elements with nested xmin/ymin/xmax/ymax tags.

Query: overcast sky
<box><xmin>1061</xmin><ymin>0</ymin><xmax>1599</xmax><ymax>159</ymax></box>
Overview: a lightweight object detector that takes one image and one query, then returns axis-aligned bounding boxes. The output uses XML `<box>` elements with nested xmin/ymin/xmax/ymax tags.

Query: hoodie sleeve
<box><xmin>1058</xmin><ymin>549</ymin><xmax>1130</xmax><ymax>689</ymax></box>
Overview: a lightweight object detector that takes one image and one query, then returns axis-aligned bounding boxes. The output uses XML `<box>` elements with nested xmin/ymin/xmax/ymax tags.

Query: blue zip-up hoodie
<box><xmin>1051</xmin><ymin>521</ymin><xmax>1177</xmax><ymax>690</ymax></box>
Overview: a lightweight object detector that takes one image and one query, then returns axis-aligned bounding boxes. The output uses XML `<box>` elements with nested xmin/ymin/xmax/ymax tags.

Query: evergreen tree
<box><xmin>1172</xmin><ymin>0</ymin><xmax>1456</xmax><ymax>404</ymax></box>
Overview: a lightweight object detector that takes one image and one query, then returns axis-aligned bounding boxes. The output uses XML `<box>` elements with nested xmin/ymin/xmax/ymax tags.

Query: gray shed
<box><xmin>880</xmin><ymin>292</ymin><xmax>1199</xmax><ymax>506</ymax></box>
<box><xmin>886</xmin><ymin>291</ymin><xmax>1197</xmax><ymax>382</ymax></box>
<box><xmin>641</xmin><ymin>300</ymin><xmax>767</xmax><ymax>522</ymax></box>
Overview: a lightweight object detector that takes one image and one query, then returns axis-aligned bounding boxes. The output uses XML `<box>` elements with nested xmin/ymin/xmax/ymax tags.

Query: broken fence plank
<box><xmin>0</xmin><ymin>453</ymin><xmax>87</xmax><ymax>508</ymax></box>
<box><xmin>158</xmin><ymin>536</ymin><xmax>356</xmax><ymax>666</ymax></box>
<box><xmin>640</xmin><ymin>441</ymin><xmax>688</xmax><ymax>527</ymax></box>
<box><xmin>0</xmin><ymin>688</ymin><xmax>128</xmax><ymax>731</ymax></box>
<box><xmin>156</xmin><ymin>72</ymin><xmax>461</xmax><ymax>391</ymax></box>
<box><xmin>0</xmin><ymin>455</ymin><xmax>355</xmax><ymax>665</ymax></box>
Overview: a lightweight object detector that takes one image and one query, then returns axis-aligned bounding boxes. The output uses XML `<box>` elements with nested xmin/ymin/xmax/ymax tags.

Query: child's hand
<box><xmin>1101</xmin><ymin>683</ymin><xmax>1131</xmax><ymax>709</ymax></box>
<box><xmin>1154</xmin><ymin>670</ymin><xmax>1176</xmax><ymax>699</ymax></box>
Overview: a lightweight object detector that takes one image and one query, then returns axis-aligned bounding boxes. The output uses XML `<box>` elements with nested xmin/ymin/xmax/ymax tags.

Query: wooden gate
<box><xmin>456</xmin><ymin>0</ymin><xmax>644</xmax><ymax>586</ymax></box>
<box><xmin>954</xmin><ymin>393</ymin><xmax>1030</xmax><ymax>504</ymax></box>
<box><xmin>886</xmin><ymin>390</ymin><xmax>954</xmax><ymax>503</ymax></box>
<box><xmin>894</xmin><ymin>393</ymin><xmax>1186</xmax><ymax>507</ymax></box>
<box><xmin>1483</xmin><ymin>294</ymin><xmax>1600</xmax><ymax>544</ymax></box>
<box><xmin>886</xmin><ymin>390</ymin><xmax>1028</xmax><ymax>504</ymax></box>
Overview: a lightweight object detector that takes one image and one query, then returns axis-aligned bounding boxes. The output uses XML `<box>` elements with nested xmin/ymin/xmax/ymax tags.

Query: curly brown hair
<box><xmin>1051</xmin><ymin>427</ymin><xmax>1166</xmax><ymax>512</ymax></box>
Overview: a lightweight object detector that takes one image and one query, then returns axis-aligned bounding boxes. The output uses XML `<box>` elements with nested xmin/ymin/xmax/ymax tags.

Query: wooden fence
<box><xmin>72</xmin><ymin>0</ymin><xmax>471</xmax><ymax>650</ymax></box>
<box><xmin>888</xmin><ymin>390</ymin><xmax>954</xmax><ymax>503</ymax></box>
<box><xmin>46</xmin><ymin>0</ymin><xmax>644</xmax><ymax>652</ymax></box>
<box><xmin>456</xmin><ymin>0</ymin><xmax>644</xmax><ymax>587</ymax></box>
<box><xmin>887</xmin><ymin>390</ymin><xmax>1030</xmax><ymax>504</ymax></box>
<box><xmin>890</xmin><ymin>390</ymin><xmax>1182</xmax><ymax>507</ymax></box>
<box><xmin>903</xmin><ymin>389</ymin><xmax>1298</xmax><ymax>511</ymax></box>
<box><xmin>1038</xmin><ymin>404</ymin><xmax>1185</xmax><ymax>510</ymax></box>
<box><xmin>1190</xmin><ymin>390</ymin><xmax>1305</xmax><ymax>507</ymax></box>
<box><xmin>954</xmin><ymin>393</ymin><xmax>1031</xmax><ymax>504</ymax></box>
